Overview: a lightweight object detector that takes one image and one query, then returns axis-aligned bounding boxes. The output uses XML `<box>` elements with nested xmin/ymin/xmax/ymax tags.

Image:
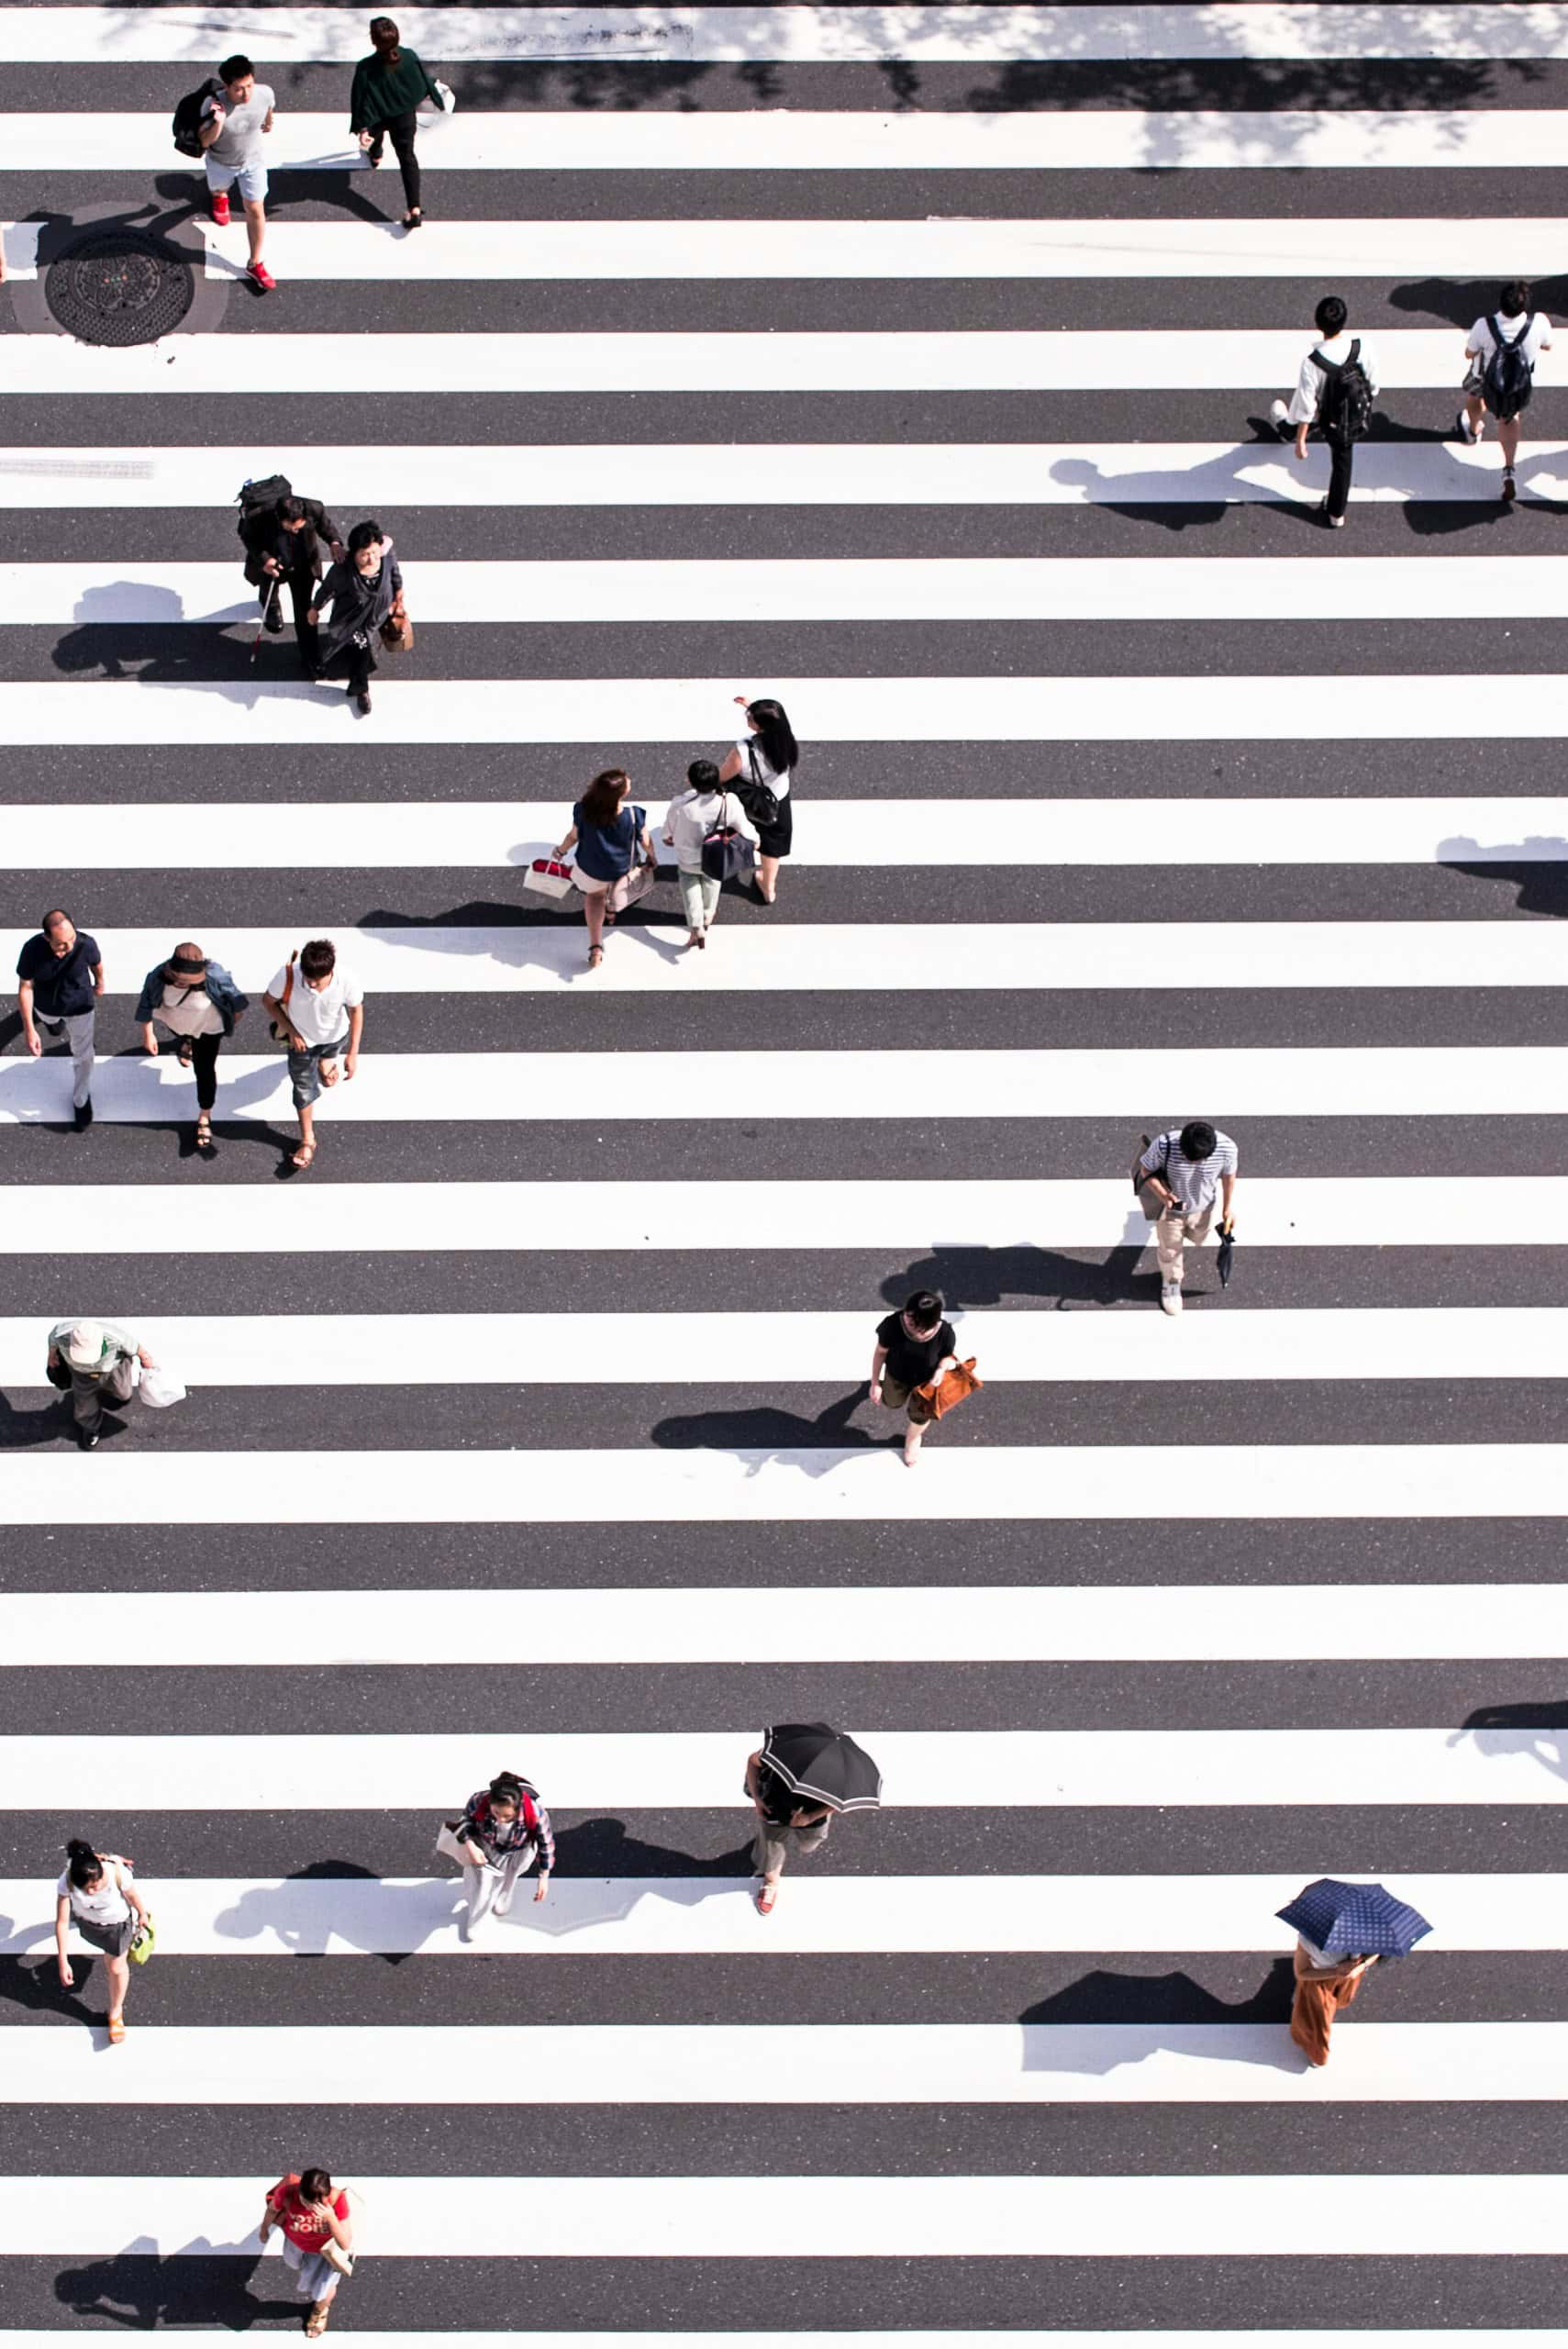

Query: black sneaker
<box><xmin>73</xmin><ymin>1098</ymin><xmax>94</xmax><ymax>1131</ymax></box>
<box><xmin>77</xmin><ymin>1426</ymin><xmax>100</xmax><ymax>1451</ymax></box>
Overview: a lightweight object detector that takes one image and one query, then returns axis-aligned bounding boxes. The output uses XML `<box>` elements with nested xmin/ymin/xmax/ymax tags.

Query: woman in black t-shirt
<box><xmin>869</xmin><ymin>1288</ymin><xmax>957</xmax><ymax>1468</ymax></box>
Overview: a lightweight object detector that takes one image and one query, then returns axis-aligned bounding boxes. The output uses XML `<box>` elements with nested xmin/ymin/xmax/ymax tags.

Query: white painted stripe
<box><xmin>27</xmin><ymin>555</ymin><xmax>1568</xmax><ymax>627</ymax></box>
<box><xmin>10</xmin><ymin>1580</ymin><xmax>1568</xmax><ymax>1666</ymax></box>
<box><xmin>4</xmin><ymin>1443</ymin><xmax>1562</xmax><ymax>1531</ymax></box>
<box><xmin>11</xmin><ymin>108</ymin><xmax>1566</xmax><ymax>172</ymax></box>
<box><xmin>0</xmin><ymin>1174</ymin><xmax>1562</xmax><ymax>1256</ymax></box>
<box><xmin>4</xmin><ymin>1725</ymin><xmax>1568</xmax><ymax>1813</ymax></box>
<box><xmin>184</xmin><ymin>216</ymin><xmax>1568</xmax><ymax>283</ymax></box>
<box><xmin>8</xmin><ymin>797</ymin><xmax>1568</xmax><ymax>870</ymax></box>
<box><xmin>2</xmin><ymin>1047</ymin><xmax>1562</xmax><ymax>1129</ymax></box>
<box><xmin>5</xmin><ymin>2172</ymin><xmax>1568</xmax><ymax>2256</ymax></box>
<box><xmin>3</xmin><ymin>1873</ymin><xmax>1554</xmax><ymax>1958</ymax></box>
<box><xmin>6</xmin><ymin>1307</ymin><xmax>1566</xmax><ymax>1395</ymax></box>
<box><xmin>0</xmin><ymin>674</ymin><xmax>1551</xmax><ymax>747</ymax></box>
<box><xmin>6</xmin><ymin>6</ymin><xmax>1567</xmax><ymax>64</ymax></box>
<box><xmin>10</xmin><ymin>2019</ymin><xmax>1568</xmax><ymax>2107</ymax></box>
<box><xmin>60</xmin><ymin>923</ymin><xmax>1568</xmax><ymax>996</ymax></box>
<box><xmin>6</xmin><ymin>442</ymin><xmax>1566</xmax><ymax>510</ymax></box>
<box><xmin>0</xmin><ymin>328</ymin><xmax>1502</xmax><ymax>396</ymax></box>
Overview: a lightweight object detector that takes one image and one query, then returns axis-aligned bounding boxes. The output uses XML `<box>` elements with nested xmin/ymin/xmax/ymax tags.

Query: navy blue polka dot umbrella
<box><xmin>1276</xmin><ymin>1877</ymin><xmax>1433</xmax><ymax>1958</ymax></box>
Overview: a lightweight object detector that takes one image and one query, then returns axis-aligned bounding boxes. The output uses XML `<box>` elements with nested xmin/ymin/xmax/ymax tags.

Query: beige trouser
<box><xmin>1140</xmin><ymin>1185</ymin><xmax>1214</xmax><ymax>1286</ymax></box>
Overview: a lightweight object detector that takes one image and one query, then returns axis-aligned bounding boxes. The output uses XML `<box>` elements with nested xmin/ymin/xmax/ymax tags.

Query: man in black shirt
<box><xmin>870</xmin><ymin>1288</ymin><xmax>958</xmax><ymax>1468</ymax></box>
<box><xmin>241</xmin><ymin>493</ymin><xmax>345</xmax><ymax>671</ymax></box>
<box><xmin>17</xmin><ymin>908</ymin><xmax>104</xmax><ymax>1130</ymax></box>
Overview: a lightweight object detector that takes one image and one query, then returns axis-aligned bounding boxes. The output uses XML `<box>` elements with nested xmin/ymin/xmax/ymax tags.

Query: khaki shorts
<box><xmin>879</xmin><ymin>1373</ymin><xmax>934</xmax><ymax>1426</ymax></box>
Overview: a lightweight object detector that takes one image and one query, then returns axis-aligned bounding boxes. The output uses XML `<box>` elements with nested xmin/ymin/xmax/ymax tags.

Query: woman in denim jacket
<box><xmin>135</xmin><ymin>942</ymin><xmax>248</xmax><ymax>1158</ymax></box>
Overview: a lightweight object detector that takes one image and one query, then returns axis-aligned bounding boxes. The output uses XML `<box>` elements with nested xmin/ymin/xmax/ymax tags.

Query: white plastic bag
<box><xmin>139</xmin><ymin>1364</ymin><xmax>187</xmax><ymax>1409</ymax></box>
<box><xmin>431</xmin><ymin>77</ymin><xmax>457</xmax><ymax>113</ymax></box>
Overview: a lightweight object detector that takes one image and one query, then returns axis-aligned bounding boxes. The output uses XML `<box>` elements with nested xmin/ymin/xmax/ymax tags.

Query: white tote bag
<box><xmin>435</xmin><ymin>1822</ymin><xmax>472</xmax><ymax>1867</ymax></box>
<box><xmin>523</xmin><ymin>857</ymin><xmax>577</xmax><ymax>902</ymax></box>
<box><xmin>430</xmin><ymin>77</ymin><xmax>457</xmax><ymax>113</ymax></box>
<box><xmin>139</xmin><ymin>1364</ymin><xmax>187</xmax><ymax>1408</ymax></box>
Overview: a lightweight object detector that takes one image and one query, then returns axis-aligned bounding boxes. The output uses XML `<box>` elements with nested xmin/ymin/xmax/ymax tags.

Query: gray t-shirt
<box><xmin>202</xmin><ymin>83</ymin><xmax>274</xmax><ymax>168</ymax></box>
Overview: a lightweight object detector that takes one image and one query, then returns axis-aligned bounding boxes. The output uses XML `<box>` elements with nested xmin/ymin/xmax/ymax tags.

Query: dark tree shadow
<box><xmin>54</xmin><ymin>2250</ymin><xmax>295</xmax><ymax>2331</ymax></box>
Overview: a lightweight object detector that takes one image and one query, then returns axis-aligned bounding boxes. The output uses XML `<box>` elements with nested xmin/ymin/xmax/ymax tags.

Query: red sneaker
<box><xmin>210</xmin><ymin>191</ymin><xmax>230</xmax><ymax>227</ymax></box>
<box><xmin>248</xmin><ymin>259</ymin><xmax>276</xmax><ymax>293</ymax></box>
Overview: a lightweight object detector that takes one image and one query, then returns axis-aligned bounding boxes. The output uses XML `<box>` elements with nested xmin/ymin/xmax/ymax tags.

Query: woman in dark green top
<box><xmin>350</xmin><ymin>16</ymin><xmax>442</xmax><ymax>228</ymax></box>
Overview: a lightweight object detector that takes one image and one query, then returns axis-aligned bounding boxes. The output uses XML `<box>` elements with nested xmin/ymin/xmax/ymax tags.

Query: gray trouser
<box><xmin>71</xmin><ymin>1354</ymin><xmax>136</xmax><ymax>1432</ymax></box>
<box><xmin>753</xmin><ymin>1815</ymin><xmax>830</xmax><ymax>1878</ymax></box>
<box><xmin>462</xmin><ymin>1841</ymin><xmax>538</xmax><ymax>1926</ymax></box>
<box><xmin>39</xmin><ymin>1009</ymin><xmax>95</xmax><ymax>1107</ymax></box>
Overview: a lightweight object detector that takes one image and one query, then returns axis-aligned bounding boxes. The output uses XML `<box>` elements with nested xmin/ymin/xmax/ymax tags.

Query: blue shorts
<box><xmin>206</xmin><ymin>153</ymin><xmax>269</xmax><ymax>204</ymax></box>
<box><xmin>286</xmin><ymin>1034</ymin><xmax>350</xmax><ymax>1109</ymax></box>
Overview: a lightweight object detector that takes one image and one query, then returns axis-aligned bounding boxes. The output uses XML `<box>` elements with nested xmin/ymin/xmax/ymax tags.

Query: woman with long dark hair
<box><xmin>448</xmin><ymin>1766</ymin><xmax>555</xmax><ymax>1938</ymax></box>
<box><xmin>717</xmin><ymin>693</ymin><xmax>799</xmax><ymax>905</ymax></box>
<box><xmin>553</xmin><ymin>768</ymin><xmax>655</xmax><ymax>969</ymax></box>
<box><xmin>350</xmin><ymin>16</ymin><xmax>443</xmax><ymax>228</ymax></box>
<box><xmin>54</xmin><ymin>1838</ymin><xmax>150</xmax><ymax>2043</ymax></box>
<box><xmin>305</xmin><ymin>520</ymin><xmax>406</xmax><ymax>716</ymax></box>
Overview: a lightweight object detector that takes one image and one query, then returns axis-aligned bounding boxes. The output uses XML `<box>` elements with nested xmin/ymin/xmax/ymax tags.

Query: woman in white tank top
<box><xmin>55</xmin><ymin>1837</ymin><xmax>150</xmax><ymax>2043</ymax></box>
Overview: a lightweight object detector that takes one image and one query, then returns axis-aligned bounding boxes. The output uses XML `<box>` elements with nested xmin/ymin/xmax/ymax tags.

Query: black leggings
<box><xmin>187</xmin><ymin>1030</ymin><xmax>222</xmax><ymax>1112</ymax></box>
<box><xmin>369</xmin><ymin>110</ymin><xmax>421</xmax><ymax>210</ymax></box>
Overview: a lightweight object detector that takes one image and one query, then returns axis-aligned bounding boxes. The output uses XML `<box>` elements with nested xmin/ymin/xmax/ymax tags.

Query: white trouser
<box><xmin>462</xmin><ymin>1841</ymin><xmax>538</xmax><ymax>1925</ymax></box>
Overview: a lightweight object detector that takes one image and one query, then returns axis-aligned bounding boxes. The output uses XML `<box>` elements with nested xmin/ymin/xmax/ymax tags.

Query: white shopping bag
<box><xmin>139</xmin><ymin>1364</ymin><xmax>187</xmax><ymax>1408</ymax></box>
<box><xmin>431</xmin><ymin>77</ymin><xmax>457</xmax><ymax>113</ymax></box>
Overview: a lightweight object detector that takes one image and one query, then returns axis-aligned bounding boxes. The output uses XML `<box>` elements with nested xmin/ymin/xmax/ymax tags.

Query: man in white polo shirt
<box><xmin>261</xmin><ymin>938</ymin><xmax>365</xmax><ymax>1174</ymax></box>
<box><xmin>199</xmin><ymin>52</ymin><xmax>277</xmax><ymax>294</ymax></box>
<box><xmin>1135</xmin><ymin>1119</ymin><xmax>1239</xmax><ymax>1318</ymax></box>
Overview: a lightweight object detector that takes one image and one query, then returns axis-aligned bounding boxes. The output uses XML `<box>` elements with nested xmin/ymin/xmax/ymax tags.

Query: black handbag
<box><xmin>735</xmin><ymin>741</ymin><xmax>782</xmax><ymax>831</ymax></box>
<box><xmin>701</xmin><ymin>793</ymin><xmax>755</xmax><ymax>883</ymax></box>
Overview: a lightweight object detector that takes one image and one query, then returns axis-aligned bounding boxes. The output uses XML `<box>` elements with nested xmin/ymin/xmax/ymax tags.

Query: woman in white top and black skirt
<box><xmin>54</xmin><ymin>1837</ymin><xmax>150</xmax><ymax>2043</ymax></box>
<box><xmin>717</xmin><ymin>694</ymin><xmax>798</xmax><ymax>906</ymax></box>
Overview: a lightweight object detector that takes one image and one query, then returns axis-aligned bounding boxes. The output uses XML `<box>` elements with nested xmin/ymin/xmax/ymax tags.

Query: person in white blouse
<box><xmin>55</xmin><ymin>1838</ymin><xmax>150</xmax><ymax>2043</ymax></box>
<box><xmin>661</xmin><ymin>758</ymin><xmax>755</xmax><ymax>948</ymax></box>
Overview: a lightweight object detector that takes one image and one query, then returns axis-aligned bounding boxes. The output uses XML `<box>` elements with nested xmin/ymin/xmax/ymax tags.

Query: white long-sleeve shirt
<box><xmin>661</xmin><ymin>787</ymin><xmax>755</xmax><ymax>872</ymax></box>
<box><xmin>1286</xmin><ymin>331</ymin><xmax>1380</xmax><ymax>426</ymax></box>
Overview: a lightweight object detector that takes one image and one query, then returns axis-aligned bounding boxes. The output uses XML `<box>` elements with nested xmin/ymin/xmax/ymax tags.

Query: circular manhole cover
<box><xmin>45</xmin><ymin>229</ymin><xmax>195</xmax><ymax>347</ymax></box>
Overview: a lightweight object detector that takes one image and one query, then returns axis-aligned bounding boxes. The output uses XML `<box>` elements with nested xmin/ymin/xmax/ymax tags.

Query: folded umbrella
<box><xmin>1276</xmin><ymin>1876</ymin><xmax>1432</xmax><ymax>1958</ymax></box>
<box><xmin>760</xmin><ymin>1721</ymin><xmax>883</xmax><ymax>1813</ymax></box>
<box><xmin>1216</xmin><ymin>1219</ymin><xmax>1236</xmax><ymax>1287</ymax></box>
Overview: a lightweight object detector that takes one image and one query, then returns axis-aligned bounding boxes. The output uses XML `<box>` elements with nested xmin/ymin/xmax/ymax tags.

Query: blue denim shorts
<box><xmin>286</xmin><ymin>1033</ymin><xmax>350</xmax><ymax>1109</ymax></box>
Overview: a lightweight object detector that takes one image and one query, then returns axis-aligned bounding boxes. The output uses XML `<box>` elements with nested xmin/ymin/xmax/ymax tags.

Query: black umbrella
<box><xmin>1217</xmin><ymin>1219</ymin><xmax>1236</xmax><ymax>1287</ymax></box>
<box><xmin>760</xmin><ymin>1722</ymin><xmax>883</xmax><ymax>1813</ymax></box>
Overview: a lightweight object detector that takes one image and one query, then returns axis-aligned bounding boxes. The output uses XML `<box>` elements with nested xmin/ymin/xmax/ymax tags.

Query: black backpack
<box><xmin>1310</xmin><ymin>339</ymin><xmax>1373</xmax><ymax>442</ymax></box>
<box><xmin>1482</xmin><ymin>314</ymin><xmax>1535</xmax><ymax>421</ymax></box>
<box><xmin>236</xmin><ymin>473</ymin><xmax>292</xmax><ymax>543</ymax></box>
<box><xmin>172</xmin><ymin>77</ymin><xmax>223</xmax><ymax>158</ymax></box>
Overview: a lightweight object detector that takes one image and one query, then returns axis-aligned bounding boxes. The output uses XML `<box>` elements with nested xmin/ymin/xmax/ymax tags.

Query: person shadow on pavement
<box><xmin>55</xmin><ymin>2246</ymin><xmax>297</xmax><ymax>2330</ymax></box>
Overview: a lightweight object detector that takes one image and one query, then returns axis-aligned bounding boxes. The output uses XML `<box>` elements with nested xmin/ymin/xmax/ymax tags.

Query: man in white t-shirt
<box><xmin>1269</xmin><ymin>294</ymin><xmax>1379</xmax><ymax>529</ymax></box>
<box><xmin>198</xmin><ymin>52</ymin><xmax>277</xmax><ymax>293</ymax></box>
<box><xmin>1458</xmin><ymin>280</ymin><xmax>1553</xmax><ymax>502</ymax></box>
<box><xmin>261</xmin><ymin>938</ymin><xmax>365</xmax><ymax>1173</ymax></box>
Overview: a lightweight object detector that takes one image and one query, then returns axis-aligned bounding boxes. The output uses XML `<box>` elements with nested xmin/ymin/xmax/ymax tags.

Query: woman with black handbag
<box><xmin>716</xmin><ymin>695</ymin><xmax>798</xmax><ymax>905</ymax></box>
<box><xmin>662</xmin><ymin>757</ymin><xmax>753</xmax><ymax>949</ymax></box>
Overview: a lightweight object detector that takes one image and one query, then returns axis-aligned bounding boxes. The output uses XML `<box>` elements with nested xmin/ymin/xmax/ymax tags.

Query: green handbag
<box><xmin>128</xmin><ymin>1914</ymin><xmax>156</xmax><ymax>1965</ymax></box>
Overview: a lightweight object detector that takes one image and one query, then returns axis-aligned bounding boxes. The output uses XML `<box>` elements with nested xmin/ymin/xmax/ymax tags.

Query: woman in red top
<box><xmin>257</xmin><ymin>2167</ymin><xmax>353</xmax><ymax>2337</ymax></box>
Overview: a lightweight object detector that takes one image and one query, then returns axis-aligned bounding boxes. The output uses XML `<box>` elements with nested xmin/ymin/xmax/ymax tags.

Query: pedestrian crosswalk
<box><xmin>2</xmin><ymin>0</ymin><xmax>1565</xmax><ymax>2340</ymax></box>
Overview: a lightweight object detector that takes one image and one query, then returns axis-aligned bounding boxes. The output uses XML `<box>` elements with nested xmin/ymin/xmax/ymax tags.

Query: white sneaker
<box><xmin>1160</xmin><ymin>1282</ymin><xmax>1183</xmax><ymax>1316</ymax></box>
<box><xmin>1456</xmin><ymin>407</ymin><xmax>1479</xmax><ymax>445</ymax></box>
<box><xmin>1268</xmin><ymin>397</ymin><xmax>1293</xmax><ymax>441</ymax></box>
<box><xmin>493</xmin><ymin>1885</ymin><xmax>516</xmax><ymax>1917</ymax></box>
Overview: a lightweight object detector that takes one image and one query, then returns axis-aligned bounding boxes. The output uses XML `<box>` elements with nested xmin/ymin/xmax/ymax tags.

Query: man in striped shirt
<box><xmin>1136</xmin><ymin>1120</ymin><xmax>1239</xmax><ymax>1317</ymax></box>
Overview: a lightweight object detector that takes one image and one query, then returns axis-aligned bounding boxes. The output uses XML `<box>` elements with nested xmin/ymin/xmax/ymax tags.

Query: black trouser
<box><xmin>187</xmin><ymin>1030</ymin><xmax>222</xmax><ymax>1112</ymax></box>
<box><xmin>369</xmin><ymin>109</ymin><xmax>421</xmax><ymax>209</ymax></box>
<box><xmin>1324</xmin><ymin>430</ymin><xmax>1354</xmax><ymax>520</ymax></box>
<box><xmin>258</xmin><ymin>562</ymin><xmax>320</xmax><ymax>666</ymax></box>
<box><xmin>321</xmin><ymin>636</ymin><xmax>377</xmax><ymax>696</ymax></box>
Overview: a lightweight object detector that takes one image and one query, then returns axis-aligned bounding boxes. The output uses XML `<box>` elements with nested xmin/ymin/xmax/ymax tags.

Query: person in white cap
<box><xmin>45</xmin><ymin>1319</ymin><xmax>154</xmax><ymax>1451</ymax></box>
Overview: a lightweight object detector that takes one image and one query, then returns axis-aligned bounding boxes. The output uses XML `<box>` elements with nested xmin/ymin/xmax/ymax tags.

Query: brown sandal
<box><xmin>306</xmin><ymin>2303</ymin><xmax>330</xmax><ymax>2338</ymax></box>
<box><xmin>106</xmin><ymin>2011</ymin><xmax>127</xmax><ymax>2043</ymax></box>
<box><xmin>292</xmin><ymin>1141</ymin><xmax>317</xmax><ymax>1170</ymax></box>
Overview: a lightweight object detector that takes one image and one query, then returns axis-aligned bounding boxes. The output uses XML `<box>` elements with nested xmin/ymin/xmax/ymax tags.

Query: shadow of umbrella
<box><xmin>1018</xmin><ymin>1958</ymin><xmax>1301</xmax><ymax>2076</ymax></box>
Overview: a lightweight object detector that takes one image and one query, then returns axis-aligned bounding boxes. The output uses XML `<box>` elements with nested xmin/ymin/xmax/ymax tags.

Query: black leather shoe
<box><xmin>264</xmin><ymin>606</ymin><xmax>284</xmax><ymax>634</ymax></box>
<box><xmin>355</xmin><ymin>690</ymin><xmax>372</xmax><ymax>715</ymax></box>
<box><xmin>77</xmin><ymin>1426</ymin><xmax>99</xmax><ymax>1451</ymax></box>
<box><xmin>73</xmin><ymin>1098</ymin><xmax>94</xmax><ymax>1131</ymax></box>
